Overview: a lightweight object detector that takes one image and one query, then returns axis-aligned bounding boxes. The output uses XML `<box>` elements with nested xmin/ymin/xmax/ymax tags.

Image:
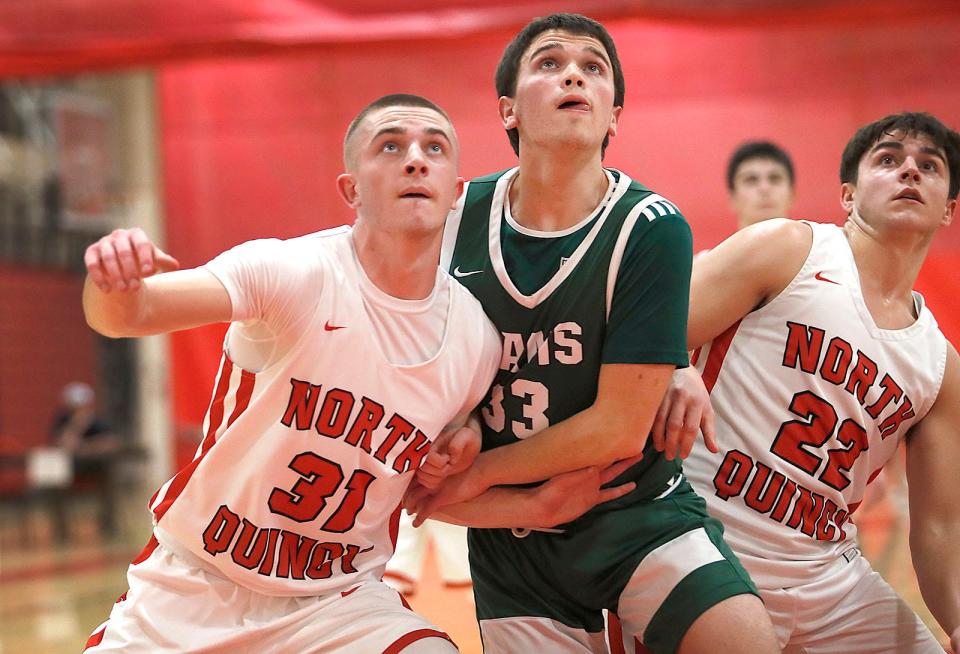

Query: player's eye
<box><xmin>540</xmin><ymin>58</ymin><xmax>557</xmax><ymax>69</ymax></box>
<box><xmin>429</xmin><ymin>143</ymin><xmax>444</xmax><ymax>154</ymax></box>
<box><xmin>586</xmin><ymin>62</ymin><xmax>602</xmax><ymax>74</ymax></box>
<box><xmin>382</xmin><ymin>142</ymin><xmax>398</xmax><ymax>153</ymax></box>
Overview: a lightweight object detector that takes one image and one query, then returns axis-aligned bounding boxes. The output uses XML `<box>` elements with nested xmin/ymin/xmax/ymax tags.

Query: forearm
<box><xmin>431</xmin><ymin>486</ymin><xmax>546</xmax><ymax>528</ymax></box>
<box><xmin>911</xmin><ymin>523</ymin><xmax>960</xmax><ymax>638</ymax></box>
<box><xmin>83</xmin><ymin>277</ymin><xmax>147</xmax><ymax>337</ymax></box>
<box><xmin>84</xmin><ymin>269</ymin><xmax>232</xmax><ymax>337</ymax></box>
<box><xmin>473</xmin><ymin>364</ymin><xmax>673</xmax><ymax>487</ymax></box>
<box><xmin>474</xmin><ymin>408</ymin><xmax>640</xmax><ymax>487</ymax></box>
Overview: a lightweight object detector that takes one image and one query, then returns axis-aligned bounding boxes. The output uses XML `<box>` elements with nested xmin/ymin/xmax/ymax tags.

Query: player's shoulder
<box><xmin>443</xmin><ymin>272</ymin><xmax>500</xmax><ymax>348</ymax></box>
<box><xmin>735</xmin><ymin>217</ymin><xmax>811</xmax><ymax>248</ymax></box>
<box><xmin>283</xmin><ymin>225</ymin><xmax>351</xmax><ymax>248</ymax></box>
<box><xmin>610</xmin><ymin>170</ymin><xmax>686</xmax><ymax>224</ymax></box>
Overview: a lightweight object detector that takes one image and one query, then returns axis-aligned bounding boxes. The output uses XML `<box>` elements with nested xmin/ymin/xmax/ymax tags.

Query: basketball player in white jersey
<box><xmin>653</xmin><ymin>112</ymin><xmax>960</xmax><ymax>653</ymax></box>
<box><xmin>78</xmin><ymin>94</ymin><xmax>508</xmax><ymax>654</ymax></box>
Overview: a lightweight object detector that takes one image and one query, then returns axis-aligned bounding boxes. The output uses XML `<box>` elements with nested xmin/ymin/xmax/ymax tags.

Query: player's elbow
<box><xmin>83</xmin><ymin>285</ymin><xmax>143</xmax><ymax>338</ymax></box>
<box><xmin>595</xmin><ymin>416</ymin><xmax>648</xmax><ymax>463</ymax></box>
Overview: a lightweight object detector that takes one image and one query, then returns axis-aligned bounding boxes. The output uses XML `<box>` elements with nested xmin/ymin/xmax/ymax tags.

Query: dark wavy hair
<box><xmin>840</xmin><ymin>112</ymin><xmax>960</xmax><ymax>199</ymax></box>
<box><xmin>495</xmin><ymin>13</ymin><xmax>625</xmax><ymax>158</ymax></box>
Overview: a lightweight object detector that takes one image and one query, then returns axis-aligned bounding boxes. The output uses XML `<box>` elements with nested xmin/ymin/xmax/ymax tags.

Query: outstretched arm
<box><xmin>906</xmin><ymin>343</ymin><xmax>960</xmax><ymax>651</ymax></box>
<box><xmin>84</xmin><ymin>228</ymin><xmax>231</xmax><ymax>337</ymax></box>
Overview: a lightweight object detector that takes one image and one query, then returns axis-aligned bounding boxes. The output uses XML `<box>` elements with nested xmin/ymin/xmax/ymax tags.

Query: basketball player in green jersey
<box><xmin>409</xmin><ymin>13</ymin><xmax>779</xmax><ymax>654</ymax></box>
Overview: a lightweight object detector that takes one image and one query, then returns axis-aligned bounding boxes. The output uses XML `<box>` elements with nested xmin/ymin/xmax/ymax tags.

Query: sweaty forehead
<box><xmin>524</xmin><ymin>29</ymin><xmax>609</xmax><ymax>61</ymax></box>
<box><xmin>363</xmin><ymin>106</ymin><xmax>451</xmax><ymax>134</ymax></box>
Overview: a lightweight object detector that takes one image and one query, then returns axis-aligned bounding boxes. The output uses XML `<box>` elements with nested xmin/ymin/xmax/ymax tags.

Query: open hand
<box><xmin>529</xmin><ymin>456</ymin><xmax>641</xmax><ymax>528</ymax></box>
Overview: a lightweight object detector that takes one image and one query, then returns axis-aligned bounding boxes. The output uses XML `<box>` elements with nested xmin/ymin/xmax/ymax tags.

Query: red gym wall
<box><xmin>3</xmin><ymin>2</ymin><xmax>960</xmax><ymax>470</ymax></box>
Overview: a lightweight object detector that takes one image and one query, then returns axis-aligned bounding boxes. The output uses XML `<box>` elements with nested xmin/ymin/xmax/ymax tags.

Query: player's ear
<box><xmin>452</xmin><ymin>177</ymin><xmax>465</xmax><ymax>211</ymax></box>
<box><xmin>337</xmin><ymin>173</ymin><xmax>360</xmax><ymax>209</ymax></box>
<box><xmin>607</xmin><ymin>106</ymin><xmax>622</xmax><ymax>139</ymax></box>
<box><xmin>499</xmin><ymin>96</ymin><xmax>518</xmax><ymax>131</ymax></box>
<box><xmin>943</xmin><ymin>197</ymin><xmax>957</xmax><ymax>227</ymax></box>
<box><xmin>840</xmin><ymin>182</ymin><xmax>856</xmax><ymax>216</ymax></box>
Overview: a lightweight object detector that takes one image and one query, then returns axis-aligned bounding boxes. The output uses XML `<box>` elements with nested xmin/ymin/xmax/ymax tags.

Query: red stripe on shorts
<box><xmin>383</xmin><ymin>628</ymin><xmax>456</xmax><ymax>654</ymax></box>
<box><xmin>608</xmin><ymin>613</ymin><xmax>653</xmax><ymax>654</ymax></box>
<box><xmin>701</xmin><ymin>319</ymin><xmax>742</xmax><ymax>394</ymax></box>
<box><xmin>608</xmin><ymin>613</ymin><xmax>626</xmax><ymax>654</ymax></box>
<box><xmin>84</xmin><ymin>625</ymin><xmax>107</xmax><ymax>650</ymax></box>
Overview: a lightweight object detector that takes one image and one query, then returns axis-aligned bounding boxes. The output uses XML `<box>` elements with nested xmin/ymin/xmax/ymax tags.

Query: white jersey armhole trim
<box><xmin>914</xmin><ymin>329</ymin><xmax>949</xmax><ymax>423</ymax></box>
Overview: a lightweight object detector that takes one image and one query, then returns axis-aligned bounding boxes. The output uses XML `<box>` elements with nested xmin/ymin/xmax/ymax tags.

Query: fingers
<box><xmin>403</xmin><ymin>483</ymin><xmax>433</xmax><ymax>513</ymax></box>
<box><xmin>700</xmin><ymin>403</ymin><xmax>718</xmax><ymax>453</ymax></box>
<box><xmin>113</xmin><ymin>229</ymin><xmax>144</xmax><ymax>290</ymax></box>
<box><xmin>415</xmin><ymin>450</ymin><xmax>450</xmax><ymax>490</ymax></box>
<box><xmin>599</xmin><ymin>456</ymin><xmax>642</xmax><ymax>485</ymax></box>
<box><xmin>84</xmin><ymin>228</ymin><xmax>173</xmax><ymax>292</ymax></box>
<box><xmin>155</xmin><ymin>250</ymin><xmax>181</xmax><ymax>273</ymax></box>
<box><xmin>128</xmin><ymin>228</ymin><xmax>156</xmax><ymax>277</ymax></box>
<box><xmin>446</xmin><ymin>427</ymin><xmax>481</xmax><ymax>474</ymax></box>
<box><xmin>597</xmin><ymin>481</ymin><xmax>636</xmax><ymax>504</ymax></box>
<box><xmin>84</xmin><ymin>244</ymin><xmax>111</xmax><ymax>292</ymax></box>
<box><xmin>651</xmin><ymin>401</ymin><xmax>668</xmax><ymax>452</ymax></box>
<box><xmin>663</xmin><ymin>402</ymin><xmax>688</xmax><ymax>460</ymax></box>
<box><xmin>411</xmin><ymin>497</ymin><xmax>439</xmax><ymax>527</ymax></box>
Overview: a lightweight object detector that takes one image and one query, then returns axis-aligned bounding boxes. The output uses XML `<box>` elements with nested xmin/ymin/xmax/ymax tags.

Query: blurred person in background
<box><xmin>49</xmin><ymin>381</ymin><xmax>122</xmax><ymax>538</ymax></box>
<box><xmin>726</xmin><ymin>140</ymin><xmax>795</xmax><ymax>230</ymax></box>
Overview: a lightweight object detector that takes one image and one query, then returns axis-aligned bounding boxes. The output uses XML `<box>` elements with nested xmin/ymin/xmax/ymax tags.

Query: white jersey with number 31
<box><xmin>148</xmin><ymin>227</ymin><xmax>500</xmax><ymax>597</ymax></box>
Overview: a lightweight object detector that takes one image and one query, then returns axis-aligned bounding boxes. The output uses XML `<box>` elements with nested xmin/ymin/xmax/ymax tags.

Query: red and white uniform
<box><xmin>87</xmin><ymin>227</ymin><xmax>500</xmax><ymax>652</ymax></box>
<box><xmin>684</xmin><ymin>221</ymin><xmax>947</xmax><ymax>653</ymax></box>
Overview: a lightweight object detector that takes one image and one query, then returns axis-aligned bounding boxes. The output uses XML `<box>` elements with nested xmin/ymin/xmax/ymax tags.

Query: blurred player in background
<box><xmin>726</xmin><ymin>140</ymin><xmax>795</xmax><ymax>230</ymax></box>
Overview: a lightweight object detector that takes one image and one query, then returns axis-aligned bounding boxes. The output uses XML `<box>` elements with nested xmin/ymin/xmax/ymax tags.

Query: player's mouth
<box><xmin>557</xmin><ymin>95</ymin><xmax>590</xmax><ymax>112</ymax></box>
<box><xmin>399</xmin><ymin>187</ymin><xmax>433</xmax><ymax>199</ymax></box>
<box><xmin>893</xmin><ymin>187</ymin><xmax>923</xmax><ymax>203</ymax></box>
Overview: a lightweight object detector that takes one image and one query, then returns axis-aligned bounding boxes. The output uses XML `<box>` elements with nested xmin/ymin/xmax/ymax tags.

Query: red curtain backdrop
<box><xmin>3</xmin><ymin>2</ymin><xmax>959</xmax><ymax>468</ymax></box>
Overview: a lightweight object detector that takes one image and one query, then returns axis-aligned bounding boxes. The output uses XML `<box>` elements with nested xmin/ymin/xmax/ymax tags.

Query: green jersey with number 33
<box><xmin>441</xmin><ymin>167</ymin><xmax>694</xmax><ymax>507</ymax></box>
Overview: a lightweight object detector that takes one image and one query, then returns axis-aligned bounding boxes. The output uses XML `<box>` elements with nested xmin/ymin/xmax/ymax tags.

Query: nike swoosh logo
<box><xmin>453</xmin><ymin>266</ymin><xmax>483</xmax><ymax>278</ymax></box>
<box><xmin>815</xmin><ymin>271</ymin><xmax>841</xmax><ymax>285</ymax></box>
<box><xmin>324</xmin><ymin>321</ymin><xmax>346</xmax><ymax>331</ymax></box>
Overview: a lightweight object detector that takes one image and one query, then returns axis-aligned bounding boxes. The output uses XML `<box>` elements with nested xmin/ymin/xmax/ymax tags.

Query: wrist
<box><xmin>471</xmin><ymin>451</ymin><xmax>498</xmax><ymax>489</ymax></box>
